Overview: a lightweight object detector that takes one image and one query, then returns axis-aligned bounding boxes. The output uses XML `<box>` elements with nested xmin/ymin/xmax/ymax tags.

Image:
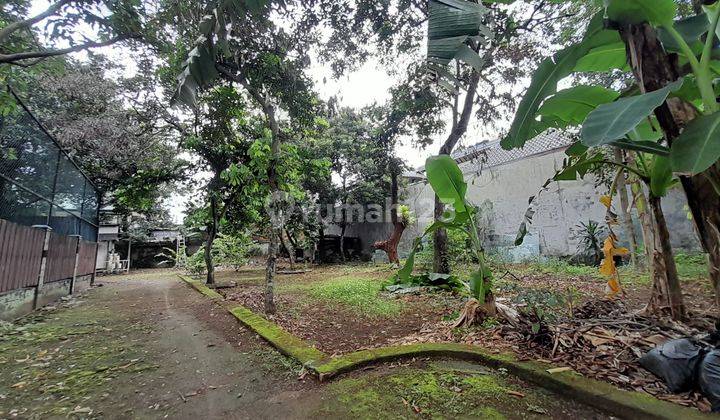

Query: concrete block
<box><xmin>73</xmin><ymin>275</ymin><xmax>92</xmax><ymax>293</ymax></box>
<box><xmin>36</xmin><ymin>279</ymin><xmax>71</xmax><ymax>308</ymax></box>
<box><xmin>0</xmin><ymin>287</ymin><xmax>35</xmax><ymax>321</ymax></box>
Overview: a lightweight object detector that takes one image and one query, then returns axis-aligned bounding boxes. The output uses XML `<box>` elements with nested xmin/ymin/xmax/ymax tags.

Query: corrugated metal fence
<box><xmin>0</xmin><ymin>219</ymin><xmax>44</xmax><ymax>293</ymax></box>
<box><xmin>0</xmin><ymin>219</ymin><xmax>98</xmax><ymax>294</ymax></box>
<box><xmin>77</xmin><ymin>240</ymin><xmax>98</xmax><ymax>277</ymax></box>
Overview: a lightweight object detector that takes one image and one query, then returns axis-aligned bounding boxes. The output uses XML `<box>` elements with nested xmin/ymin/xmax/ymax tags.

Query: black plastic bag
<box><xmin>699</xmin><ymin>350</ymin><xmax>720</xmax><ymax>412</ymax></box>
<box><xmin>639</xmin><ymin>338</ymin><xmax>705</xmax><ymax>393</ymax></box>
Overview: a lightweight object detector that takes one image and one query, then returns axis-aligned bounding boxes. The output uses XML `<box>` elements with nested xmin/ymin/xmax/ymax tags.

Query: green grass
<box><xmin>520</xmin><ymin>258</ymin><xmax>601</xmax><ymax>279</ymax></box>
<box><xmin>674</xmin><ymin>252</ymin><xmax>709</xmax><ymax>280</ymax></box>
<box><xmin>516</xmin><ymin>253</ymin><xmax>709</xmax><ymax>286</ymax></box>
<box><xmin>302</xmin><ymin>276</ymin><xmax>401</xmax><ymax>317</ymax></box>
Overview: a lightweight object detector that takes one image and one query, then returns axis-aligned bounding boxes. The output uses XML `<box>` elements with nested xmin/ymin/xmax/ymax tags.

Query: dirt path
<box><xmin>0</xmin><ymin>271</ymin><xmax>324</xmax><ymax>419</ymax></box>
<box><xmin>0</xmin><ymin>270</ymin><xmax>608</xmax><ymax>419</ymax></box>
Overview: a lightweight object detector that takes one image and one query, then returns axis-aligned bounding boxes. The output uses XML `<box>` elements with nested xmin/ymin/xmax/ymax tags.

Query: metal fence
<box><xmin>0</xmin><ymin>89</ymin><xmax>99</xmax><ymax>241</ymax></box>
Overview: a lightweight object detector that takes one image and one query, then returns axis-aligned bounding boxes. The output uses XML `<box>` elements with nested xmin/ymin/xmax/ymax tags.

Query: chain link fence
<box><xmin>0</xmin><ymin>89</ymin><xmax>99</xmax><ymax>241</ymax></box>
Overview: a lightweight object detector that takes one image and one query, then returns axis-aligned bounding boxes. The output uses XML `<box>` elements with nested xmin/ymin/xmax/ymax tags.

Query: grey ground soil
<box><xmin>0</xmin><ymin>270</ymin><xmax>610</xmax><ymax>419</ymax></box>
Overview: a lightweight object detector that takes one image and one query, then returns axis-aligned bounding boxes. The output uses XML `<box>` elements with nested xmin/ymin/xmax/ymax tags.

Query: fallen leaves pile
<box><xmin>387</xmin><ymin>298</ymin><xmax>718</xmax><ymax>412</ymax></box>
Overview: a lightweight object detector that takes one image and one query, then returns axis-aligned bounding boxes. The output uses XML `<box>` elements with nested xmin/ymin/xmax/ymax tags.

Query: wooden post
<box><xmin>90</xmin><ymin>242</ymin><xmax>99</xmax><ymax>286</ymax></box>
<box><xmin>127</xmin><ymin>238</ymin><xmax>131</xmax><ymax>273</ymax></box>
<box><xmin>69</xmin><ymin>235</ymin><xmax>82</xmax><ymax>294</ymax></box>
<box><xmin>175</xmin><ymin>236</ymin><xmax>180</xmax><ymax>268</ymax></box>
<box><xmin>32</xmin><ymin>225</ymin><xmax>52</xmax><ymax>309</ymax></box>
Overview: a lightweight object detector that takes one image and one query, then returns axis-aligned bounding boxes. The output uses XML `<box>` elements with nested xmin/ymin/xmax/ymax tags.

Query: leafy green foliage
<box><xmin>397</xmin><ymin>272</ymin><xmax>465</xmax><ymax>291</ymax></box>
<box><xmin>0</xmin><ymin>0</ymin><xmax>147</xmax><ymax>66</ymax></box>
<box><xmin>177</xmin><ymin>233</ymin><xmax>252</xmax><ymax>275</ymax></box>
<box><xmin>574</xmin><ymin>43</ymin><xmax>629</xmax><ymax>72</ymax></box>
<box><xmin>213</xmin><ymin>232</ymin><xmax>252</xmax><ymax>271</ymax></box>
<box><xmin>657</xmin><ymin>14</ymin><xmax>709</xmax><ymax>53</ymax></box>
<box><xmin>650</xmin><ymin>155</ymin><xmax>674</xmax><ymax>198</ymax></box>
<box><xmin>501</xmin><ymin>12</ymin><xmax>616</xmax><ymax>149</ymax></box>
<box><xmin>570</xmin><ymin>220</ymin><xmax>606</xmax><ymax>265</ymax></box>
<box><xmin>670</xmin><ymin>112</ymin><xmax>720</xmax><ymax>174</ymax></box>
<box><xmin>171</xmin><ymin>0</ymin><xmax>273</xmax><ymax>107</ymax></box>
<box><xmin>538</xmin><ymin>85</ymin><xmax>620</xmax><ymax>126</ymax></box>
<box><xmin>397</xmin><ymin>156</ymin><xmax>492</xmax><ymax>302</ymax></box>
<box><xmin>580</xmin><ymin>80</ymin><xmax>683</xmax><ymax>147</ymax></box>
<box><xmin>425</xmin><ymin>155</ymin><xmax>468</xmax><ymax>214</ymax></box>
<box><xmin>605</xmin><ymin>0</ymin><xmax>677</xmax><ymax>26</ymax></box>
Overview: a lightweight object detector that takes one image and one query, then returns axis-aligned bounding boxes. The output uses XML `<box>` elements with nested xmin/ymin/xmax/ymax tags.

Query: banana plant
<box><xmin>425</xmin><ymin>0</ymin><xmax>492</xmax><ymax>95</ymax></box>
<box><xmin>172</xmin><ymin>0</ymin><xmax>274</xmax><ymax>107</ymax></box>
<box><xmin>396</xmin><ymin>155</ymin><xmax>493</xmax><ymax>305</ymax></box>
<box><xmin>503</xmin><ymin>0</ymin><xmax>720</xmax><ymax>179</ymax></box>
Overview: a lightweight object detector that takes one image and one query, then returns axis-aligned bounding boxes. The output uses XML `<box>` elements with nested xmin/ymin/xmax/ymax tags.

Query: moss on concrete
<box><xmin>228</xmin><ymin>306</ymin><xmax>329</xmax><ymax>366</ymax></box>
<box><xmin>314</xmin><ymin>342</ymin><xmax>714</xmax><ymax>419</ymax></box>
<box><xmin>314</xmin><ymin>343</ymin><xmax>501</xmax><ymax>378</ymax></box>
<box><xmin>177</xmin><ymin>274</ymin><xmax>224</xmax><ymax>300</ymax></box>
<box><xmin>316</xmin><ymin>362</ymin><xmax>585</xmax><ymax>419</ymax></box>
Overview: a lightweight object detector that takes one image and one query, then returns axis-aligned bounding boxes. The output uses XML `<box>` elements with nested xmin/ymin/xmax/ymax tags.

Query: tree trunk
<box><xmin>264</xmin><ymin>103</ymin><xmax>281</xmax><ymax>315</ymax></box>
<box><xmin>205</xmin><ymin>181</ymin><xmax>220</xmax><ymax>286</ymax></box>
<box><xmin>339</xmin><ymin>221</ymin><xmax>346</xmax><ymax>262</ymax></box>
<box><xmin>265</xmin><ymin>224</ymin><xmax>278</xmax><ymax>314</ymax></box>
<box><xmin>433</xmin><ymin>70</ymin><xmax>481</xmax><ymax>274</ymax></box>
<box><xmin>374</xmin><ymin>167</ymin><xmax>405</xmax><ymax>264</ymax></box>
<box><xmin>279</xmin><ymin>229</ymin><xmax>295</xmax><ymax>270</ymax></box>
<box><xmin>284</xmin><ymin>229</ymin><xmax>297</xmax><ymax>269</ymax></box>
<box><xmin>621</xmin><ymin>22</ymin><xmax>720</xmax><ymax>306</ymax></box>
<box><xmin>433</xmin><ymin>196</ymin><xmax>451</xmax><ymax>273</ymax></box>
<box><xmin>614</xmin><ymin>149</ymin><xmax>640</xmax><ymax>269</ymax></box>
<box><xmin>375</xmin><ymin>223</ymin><xmax>406</xmax><ymax>264</ymax></box>
<box><xmin>630</xmin><ymin>179</ymin><xmax>655</xmax><ymax>268</ymax></box>
<box><xmin>339</xmin><ymin>176</ymin><xmax>347</xmax><ymax>262</ymax></box>
<box><xmin>647</xmin><ymin>195</ymin><xmax>686</xmax><ymax>319</ymax></box>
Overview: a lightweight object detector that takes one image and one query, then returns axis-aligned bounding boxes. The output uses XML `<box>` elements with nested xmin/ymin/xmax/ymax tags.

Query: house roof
<box><xmin>411</xmin><ymin>130</ymin><xmax>572</xmax><ymax>176</ymax></box>
<box><xmin>451</xmin><ymin>130</ymin><xmax>572</xmax><ymax>167</ymax></box>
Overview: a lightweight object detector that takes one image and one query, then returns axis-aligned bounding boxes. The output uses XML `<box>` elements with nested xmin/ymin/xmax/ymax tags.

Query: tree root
<box><xmin>452</xmin><ymin>295</ymin><xmax>520</xmax><ymax>328</ymax></box>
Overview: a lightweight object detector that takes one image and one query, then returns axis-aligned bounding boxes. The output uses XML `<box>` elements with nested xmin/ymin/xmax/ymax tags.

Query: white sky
<box><xmin>28</xmin><ymin>0</ymin><xmax>498</xmax><ymax>223</ymax></box>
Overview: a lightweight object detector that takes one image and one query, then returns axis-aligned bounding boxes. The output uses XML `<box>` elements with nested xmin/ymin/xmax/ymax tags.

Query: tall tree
<box><xmin>168</xmin><ymin>0</ymin><xmax>343</xmax><ymax>313</ymax></box>
<box><xmin>183</xmin><ymin>85</ymin><xmax>265</xmax><ymax>285</ymax></box>
<box><xmin>13</xmin><ymin>55</ymin><xmax>187</xmax><ymax>216</ymax></box>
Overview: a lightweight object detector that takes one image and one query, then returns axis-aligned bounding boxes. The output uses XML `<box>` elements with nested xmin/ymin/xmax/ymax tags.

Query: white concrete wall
<box><xmin>400</xmin><ymin>147</ymin><xmax>700</xmax><ymax>257</ymax></box>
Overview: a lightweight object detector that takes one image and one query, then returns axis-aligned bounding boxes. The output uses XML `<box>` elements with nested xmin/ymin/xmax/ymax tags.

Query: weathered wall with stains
<box><xmin>324</xmin><ymin>146</ymin><xmax>700</xmax><ymax>260</ymax></box>
<box><xmin>400</xmin><ymin>147</ymin><xmax>699</xmax><ymax>258</ymax></box>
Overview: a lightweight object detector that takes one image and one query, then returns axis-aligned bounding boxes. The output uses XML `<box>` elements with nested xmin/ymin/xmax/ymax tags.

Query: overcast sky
<box><xmin>28</xmin><ymin>0</ymin><xmax>497</xmax><ymax>223</ymax></box>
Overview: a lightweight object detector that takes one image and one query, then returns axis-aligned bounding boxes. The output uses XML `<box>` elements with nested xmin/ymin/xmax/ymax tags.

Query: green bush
<box><xmin>184</xmin><ymin>232</ymin><xmax>253</xmax><ymax>275</ymax></box>
<box><xmin>414</xmin><ymin>228</ymin><xmax>476</xmax><ymax>271</ymax></box>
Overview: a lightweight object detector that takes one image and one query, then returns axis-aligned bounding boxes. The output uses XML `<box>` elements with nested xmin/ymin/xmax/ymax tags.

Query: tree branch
<box><xmin>0</xmin><ymin>36</ymin><xmax>129</xmax><ymax>64</ymax></box>
<box><xmin>215</xmin><ymin>62</ymin><xmax>280</xmax><ymax>139</ymax></box>
<box><xmin>0</xmin><ymin>0</ymin><xmax>72</xmax><ymax>44</ymax></box>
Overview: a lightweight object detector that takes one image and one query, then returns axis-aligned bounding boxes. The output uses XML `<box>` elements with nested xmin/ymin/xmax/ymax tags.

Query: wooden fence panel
<box><xmin>0</xmin><ymin>219</ymin><xmax>45</xmax><ymax>293</ymax></box>
<box><xmin>76</xmin><ymin>240</ymin><xmax>97</xmax><ymax>276</ymax></box>
<box><xmin>44</xmin><ymin>232</ymin><xmax>76</xmax><ymax>283</ymax></box>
